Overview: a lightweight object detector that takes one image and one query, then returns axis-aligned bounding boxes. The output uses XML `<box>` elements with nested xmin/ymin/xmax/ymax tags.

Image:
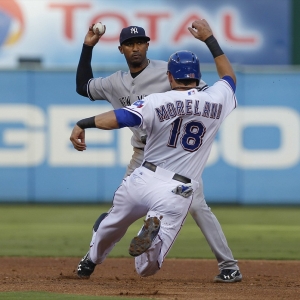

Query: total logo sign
<box><xmin>0</xmin><ymin>104</ymin><xmax>299</xmax><ymax>170</ymax></box>
<box><xmin>0</xmin><ymin>0</ymin><xmax>260</xmax><ymax>51</ymax></box>
<box><xmin>0</xmin><ymin>0</ymin><xmax>24</xmax><ymax>47</ymax></box>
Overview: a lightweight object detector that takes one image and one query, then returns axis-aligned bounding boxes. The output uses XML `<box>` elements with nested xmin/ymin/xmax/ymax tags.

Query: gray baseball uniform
<box><xmin>89</xmin><ymin>77</ymin><xmax>237</xmax><ymax>276</ymax></box>
<box><xmin>87</xmin><ymin>59</ymin><xmax>239</xmax><ymax>271</ymax></box>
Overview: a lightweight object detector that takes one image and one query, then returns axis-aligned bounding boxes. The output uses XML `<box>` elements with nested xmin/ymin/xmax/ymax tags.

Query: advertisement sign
<box><xmin>0</xmin><ymin>68</ymin><xmax>300</xmax><ymax>204</ymax></box>
<box><xmin>0</xmin><ymin>0</ymin><xmax>291</xmax><ymax>67</ymax></box>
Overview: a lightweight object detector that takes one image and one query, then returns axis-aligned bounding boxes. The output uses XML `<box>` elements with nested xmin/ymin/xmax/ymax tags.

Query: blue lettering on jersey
<box><xmin>194</xmin><ymin>100</ymin><xmax>201</xmax><ymax>116</ymax></box>
<box><xmin>176</xmin><ymin>101</ymin><xmax>185</xmax><ymax>116</ymax></box>
<box><xmin>202</xmin><ymin>101</ymin><xmax>211</xmax><ymax>118</ymax></box>
<box><xmin>185</xmin><ymin>100</ymin><xmax>193</xmax><ymax>115</ymax></box>
<box><xmin>154</xmin><ymin>100</ymin><xmax>223</xmax><ymax>122</ymax></box>
<box><xmin>155</xmin><ymin>105</ymin><xmax>170</xmax><ymax>122</ymax></box>
<box><xmin>166</xmin><ymin>103</ymin><xmax>177</xmax><ymax>118</ymax></box>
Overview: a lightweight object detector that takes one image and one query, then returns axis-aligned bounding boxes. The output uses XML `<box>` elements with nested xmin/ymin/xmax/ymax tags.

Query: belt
<box><xmin>135</xmin><ymin>147</ymin><xmax>144</xmax><ymax>151</ymax></box>
<box><xmin>142</xmin><ymin>161</ymin><xmax>191</xmax><ymax>184</ymax></box>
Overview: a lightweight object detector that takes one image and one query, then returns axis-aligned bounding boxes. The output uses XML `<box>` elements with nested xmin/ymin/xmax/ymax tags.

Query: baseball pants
<box><xmin>89</xmin><ymin>165</ymin><xmax>199</xmax><ymax>277</ymax></box>
<box><xmin>124</xmin><ymin>147</ymin><xmax>239</xmax><ymax>271</ymax></box>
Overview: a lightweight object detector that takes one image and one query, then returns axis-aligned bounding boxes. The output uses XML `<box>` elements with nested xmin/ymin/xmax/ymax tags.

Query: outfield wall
<box><xmin>0</xmin><ymin>67</ymin><xmax>300</xmax><ymax>204</ymax></box>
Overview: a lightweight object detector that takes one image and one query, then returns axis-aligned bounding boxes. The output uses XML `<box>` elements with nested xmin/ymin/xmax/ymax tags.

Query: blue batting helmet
<box><xmin>167</xmin><ymin>50</ymin><xmax>201</xmax><ymax>85</ymax></box>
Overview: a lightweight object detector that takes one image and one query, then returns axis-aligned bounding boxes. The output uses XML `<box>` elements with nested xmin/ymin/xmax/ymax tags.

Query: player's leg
<box><xmin>188</xmin><ymin>178</ymin><xmax>242</xmax><ymax>282</ymax></box>
<box><xmin>132</xmin><ymin>169</ymin><xmax>198</xmax><ymax>277</ymax></box>
<box><xmin>89</xmin><ymin>187</ymin><xmax>147</xmax><ymax>264</ymax></box>
<box><xmin>78</xmin><ymin>175</ymin><xmax>148</xmax><ymax>278</ymax></box>
<box><xmin>87</xmin><ymin>147</ymin><xmax>144</xmax><ymax>252</ymax></box>
<box><xmin>134</xmin><ymin>196</ymin><xmax>193</xmax><ymax>277</ymax></box>
<box><xmin>93</xmin><ymin>212</ymin><xmax>108</xmax><ymax>232</ymax></box>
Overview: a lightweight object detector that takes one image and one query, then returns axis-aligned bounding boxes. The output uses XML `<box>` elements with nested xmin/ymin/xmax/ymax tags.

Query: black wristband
<box><xmin>204</xmin><ymin>35</ymin><xmax>224</xmax><ymax>58</ymax></box>
<box><xmin>77</xmin><ymin>117</ymin><xmax>96</xmax><ymax>129</ymax></box>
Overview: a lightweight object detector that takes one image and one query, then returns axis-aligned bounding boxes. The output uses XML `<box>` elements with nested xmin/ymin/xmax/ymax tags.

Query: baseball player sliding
<box><xmin>76</xmin><ymin>16</ymin><xmax>242</xmax><ymax>283</ymax></box>
<box><xmin>71</xmin><ymin>19</ymin><xmax>241</xmax><ymax>281</ymax></box>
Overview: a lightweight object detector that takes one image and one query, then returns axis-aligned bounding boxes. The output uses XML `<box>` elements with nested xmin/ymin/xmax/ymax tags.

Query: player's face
<box><xmin>119</xmin><ymin>38</ymin><xmax>149</xmax><ymax>69</ymax></box>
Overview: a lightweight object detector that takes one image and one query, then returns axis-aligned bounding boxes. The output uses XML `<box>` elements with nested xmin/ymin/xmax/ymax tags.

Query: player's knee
<box><xmin>189</xmin><ymin>196</ymin><xmax>207</xmax><ymax>214</ymax></box>
<box><xmin>135</xmin><ymin>238</ymin><xmax>162</xmax><ymax>277</ymax></box>
<box><xmin>136</xmin><ymin>260</ymin><xmax>160</xmax><ymax>277</ymax></box>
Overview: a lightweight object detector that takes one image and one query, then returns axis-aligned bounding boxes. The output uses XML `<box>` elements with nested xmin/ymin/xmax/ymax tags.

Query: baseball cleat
<box><xmin>129</xmin><ymin>216</ymin><xmax>160</xmax><ymax>257</ymax></box>
<box><xmin>77</xmin><ymin>251</ymin><xmax>96</xmax><ymax>279</ymax></box>
<box><xmin>214</xmin><ymin>269</ymin><xmax>242</xmax><ymax>283</ymax></box>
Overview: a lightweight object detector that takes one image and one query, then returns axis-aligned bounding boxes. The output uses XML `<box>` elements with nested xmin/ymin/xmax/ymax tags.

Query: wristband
<box><xmin>204</xmin><ymin>35</ymin><xmax>224</xmax><ymax>58</ymax></box>
<box><xmin>77</xmin><ymin>116</ymin><xmax>96</xmax><ymax>129</ymax></box>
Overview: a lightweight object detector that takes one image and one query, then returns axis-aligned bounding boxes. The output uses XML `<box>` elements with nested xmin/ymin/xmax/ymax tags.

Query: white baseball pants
<box><xmin>124</xmin><ymin>147</ymin><xmax>239</xmax><ymax>271</ymax></box>
<box><xmin>89</xmin><ymin>165</ymin><xmax>199</xmax><ymax>277</ymax></box>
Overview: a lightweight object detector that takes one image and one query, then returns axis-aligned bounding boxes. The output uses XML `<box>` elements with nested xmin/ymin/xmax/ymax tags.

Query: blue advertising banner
<box><xmin>0</xmin><ymin>0</ymin><xmax>291</xmax><ymax>67</ymax></box>
<box><xmin>0</xmin><ymin>67</ymin><xmax>300</xmax><ymax>204</ymax></box>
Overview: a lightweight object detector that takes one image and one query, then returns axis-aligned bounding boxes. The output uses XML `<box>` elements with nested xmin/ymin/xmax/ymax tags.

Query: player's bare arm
<box><xmin>188</xmin><ymin>19</ymin><xmax>236</xmax><ymax>84</ymax></box>
<box><xmin>94</xmin><ymin>111</ymin><xmax>119</xmax><ymax>129</ymax></box>
<box><xmin>70</xmin><ymin>111</ymin><xmax>119</xmax><ymax>151</ymax></box>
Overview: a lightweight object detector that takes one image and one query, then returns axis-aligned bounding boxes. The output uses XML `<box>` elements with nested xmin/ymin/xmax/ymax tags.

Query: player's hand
<box><xmin>84</xmin><ymin>24</ymin><xmax>106</xmax><ymax>47</ymax></box>
<box><xmin>70</xmin><ymin>125</ymin><xmax>87</xmax><ymax>151</ymax></box>
<box><xmin>188</xmin><ymin>19</ymin><xmax>213</xmax><ymax>42</ymax></box>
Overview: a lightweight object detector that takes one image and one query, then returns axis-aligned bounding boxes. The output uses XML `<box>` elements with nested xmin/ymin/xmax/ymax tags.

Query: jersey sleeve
<box><xmin>221</xmin><ymin>75</ymin><xmax>236</xmax><ymax>92</ymax></box>
<box><xmin>204</xmin><ymin>78</ymin><xmax>237</xmax><ymax>119</ymax></box>
<box><xmin>121</xmin><ymin>97</ymin><xmax>155</xmax><ymax>131</ymax></box>
<box><xmin>114</xmin><ymin>108</ymin><xmax>142</xmax><ymax>128</ymax></box>
<box><xmin>87</xmin><ymin>75</ymin><xmax>114</xmax><ymax>101</ymax></box>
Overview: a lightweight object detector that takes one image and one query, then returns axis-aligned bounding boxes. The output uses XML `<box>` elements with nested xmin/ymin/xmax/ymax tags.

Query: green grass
<box><xmin>0</xmin><ymin>204</ymin><xmax>299</xmax><ymax>260</ymax></box>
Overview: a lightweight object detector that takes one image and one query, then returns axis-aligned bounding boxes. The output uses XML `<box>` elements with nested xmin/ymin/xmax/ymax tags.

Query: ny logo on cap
<box><xmin>131</xmin><ymin>27</ymin><xmax>138</xmax><ymax>34</ymax></box>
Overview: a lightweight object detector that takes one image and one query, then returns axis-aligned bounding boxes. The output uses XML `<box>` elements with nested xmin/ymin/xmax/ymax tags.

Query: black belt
<box><xmin>135</xmin><ymin>147</ymin><xmax>144</xmax><ymax>151</ymax></box>
<box><xmin>142</xmin><ymin>161</ymin><xmax>191</xmax><ymax>184</ymax></box>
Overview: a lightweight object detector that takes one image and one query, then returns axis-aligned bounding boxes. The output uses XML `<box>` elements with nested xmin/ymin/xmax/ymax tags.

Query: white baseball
<box><xmin>93</xmin><ymin>22</ymin><xmax>105</xmax><ymax>34</ymax></box>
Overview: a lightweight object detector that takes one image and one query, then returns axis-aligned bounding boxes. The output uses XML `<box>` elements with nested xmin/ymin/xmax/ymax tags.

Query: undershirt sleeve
<box><xmin>76</xmin><ymin>44</ymin><xmax>94</xmax><ymax>98</ymax></box>
<box><xmin>114</xmin><ymin>109</ymin><xmax>142</xmax><ymax>128</ymax></box>
<box><xmin>222</xmin><ymin>75</ymin><xmax>236</xmax><ymax>92</ymax></box>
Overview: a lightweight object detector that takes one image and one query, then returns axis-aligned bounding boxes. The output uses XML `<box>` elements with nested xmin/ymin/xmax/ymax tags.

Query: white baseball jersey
<box><xmin>87</xmin><ymin>59</ymin><xmax>207</xmax><ymax>149</ymax></box>
<box><xmin>116</xmin><ymin>77</ymin><xmax>237</xmax><ymax>181</ymax></box>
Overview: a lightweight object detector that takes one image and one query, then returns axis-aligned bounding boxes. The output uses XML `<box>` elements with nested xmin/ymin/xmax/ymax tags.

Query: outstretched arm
<box><xmin>76</xmin><ymin>24</ymin><xmax>106</xmax><ymax>97</ymax></box>
<box><xmin>70</xmin><ymin>107</ymin><xmax>142</xmax><ymax>151</ymax></box>
<box><xmin>70</xmin><ymin>111</ymin><xmax>118</xmax><ymax>151</ymax></box>
<box><xmin>188</xmin><ymin>19</ymin><xmax>236</xmax><ymax>84</ymax></box>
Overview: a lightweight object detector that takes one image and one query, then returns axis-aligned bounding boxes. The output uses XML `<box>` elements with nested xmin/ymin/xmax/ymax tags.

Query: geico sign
<box><xmin>0</xmin><ymin>104</ymin><xmax>131</xmax><ymax>167</ymax></box>
<box><xmin>207</xmin><ymin>107</ymin><xmax>300</xmax><ymax>169</ymax></box>
<box><xmin>0</xmin><ymin>104</ymin><xmax>299</xmax><ymax>169</ymax></box>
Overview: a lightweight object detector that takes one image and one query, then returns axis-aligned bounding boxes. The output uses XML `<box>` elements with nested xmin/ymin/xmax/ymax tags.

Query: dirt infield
<box><xmin>1</xmin><ymin>258</ymin><xmax>300</xmax><ymax>299</ymax></box>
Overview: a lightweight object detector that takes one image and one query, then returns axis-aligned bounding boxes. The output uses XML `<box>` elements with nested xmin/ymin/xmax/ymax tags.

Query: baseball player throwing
<box><xmin>71</xmin><ymin>19</ymin><xmax>241</xmax><ymax>281</ymax></box>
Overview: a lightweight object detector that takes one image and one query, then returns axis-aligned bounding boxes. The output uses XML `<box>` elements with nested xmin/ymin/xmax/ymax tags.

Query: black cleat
<box><xmin>214</xmin><ymin>269</ymin><xmax>242</xmax><ymax>283</ymax></box>
<box><xmin>77</xmin><ymin>252</ymin><xmax>96</xmax><ymax>279</ymax></box>
<box><xmin>129</xmin><ymin>217</ymin><xmax>160</xmax><ymax>257</ymax></box>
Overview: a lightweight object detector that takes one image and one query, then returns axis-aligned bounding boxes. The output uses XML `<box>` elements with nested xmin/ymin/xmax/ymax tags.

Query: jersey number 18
<box><xmin>167</xmin><ymin>117</ymin><xmax>206</xmax><ymax>152</ymax></box>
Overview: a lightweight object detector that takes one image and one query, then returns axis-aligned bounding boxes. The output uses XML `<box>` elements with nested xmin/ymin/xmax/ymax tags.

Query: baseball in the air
<box><xmin>93</xmin><ymin>22</ymin><xmax>105</xmax><ymax>34</ymax></box>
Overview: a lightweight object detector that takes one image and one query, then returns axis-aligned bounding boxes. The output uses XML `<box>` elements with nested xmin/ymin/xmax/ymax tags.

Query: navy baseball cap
<box><xmin>119</xmin><ymin>26</ymin><xmax>150</xmax><ymax>45</ymax></box>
